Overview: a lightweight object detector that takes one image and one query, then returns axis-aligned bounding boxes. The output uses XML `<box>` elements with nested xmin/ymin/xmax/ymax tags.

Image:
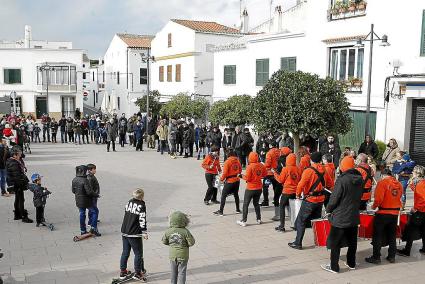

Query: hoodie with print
<box><xmin>243</xmin><ymin>152</ymin><xmax>267</xmax><ymax>190</ymax></box>
<box><xmin>162</xmin><ymin>211</ymin><xmax>195</xmax><ymax>261</ymax></box>
<box><xmin>274</xmin><ymin>153</ymin><xmax>301</xmax><ymax>194</ymax></box>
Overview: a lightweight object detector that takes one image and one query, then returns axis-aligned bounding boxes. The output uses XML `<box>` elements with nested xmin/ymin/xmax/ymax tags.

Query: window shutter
<box><xmin>281</xmin><ymin>58</ymin><xmax>289</xmax><ymax>71</ymax></box>
<box><xmin>256</xmin><ymin>60</ymin><xmax>262</xmax><ymax>86</ymax></box>
<box><xmin>289</xmin><ymin>57</ymin><xmax>296</xmax><ymax>72</ymax></box>
<box><xmin>176</xmin><ymin>64</ymin><xmax>181</xmax><ymax>82</ymax></box>
<box><xmin>159</xmin><ymin>66</ymin><xmax>164</xmax><ymax>82</ymax></box>
<box><xmin>167</xmin><ymin>65</ymin><xmax>172</xmax><ymax>82</ymax></box>
<box><xmin>421</xmin><ymin>10</ymin><xmax>425</xmax><ymax>56</ymax></box>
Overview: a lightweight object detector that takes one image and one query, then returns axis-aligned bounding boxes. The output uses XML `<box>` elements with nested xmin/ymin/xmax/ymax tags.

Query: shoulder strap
<box><xmin>358</xmin><ymin>165</ymin><xmax>373</xmax><ymax>187</ymax></box>
<box><xmin>307</xmin><ymin>167</ymin><xmax>325</xmax><ymax>194</ymax></box>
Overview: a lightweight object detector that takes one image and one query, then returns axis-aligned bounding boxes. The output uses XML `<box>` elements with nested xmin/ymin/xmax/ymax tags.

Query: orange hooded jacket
<box><xmin>372</xmin><ymin>176</ymin><xmax>402</xmax><ymax>216</ymax></box>
<box><xmin>356</xmin><ymin>162</ymin><xmax>374</xmax><ymax>201</ymax></box>
<box><xmin>296</xmin><ymin>163</ymin><xmax>333</xmax><ymax>203</ymax></box>
<box><xmin>299</xmin><ymin>154</ymin><xmax>311</xmax><ymax>173</ymax></box>
<box><xmin>265</xmin><ymin>147</ymin><xmax>280</xmax><ymax>175</ymax></box>
<box><xmin>274</xmin><ymin>153</ymin><xmax>301</xmax><ymax>194</ymax></box>
<box><xmin>324</xmin><ymin>163</ymin><xmax>336</xmax><ymax>190</ymax></box>
<box><xmin>410</xmin><ymin>179</ymin><xmax>425</xmax><ymax>213</ymax></box>
<box><xmin>202</xmin><ymin>154</ymin><xmax>221</xmax><ymax>174</ymax></box>
<box><xmin>243</xmin><ymin>152</ymin><xmax>267</xmax><ymax>190</ymax></box>
<box><xmin>220</xmin><ymin>156</ymin><xmax>242</xmax><ymax>184</ymax></box>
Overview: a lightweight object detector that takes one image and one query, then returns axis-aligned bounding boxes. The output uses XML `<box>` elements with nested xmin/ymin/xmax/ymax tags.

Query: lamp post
<box><xmin>39</xmin><ymin>63</ymin><xmax>52</xmax><ymax>116</ymax></box>
<box><xmin>10</xmin><ymin>91</ymin><xmax>17</xmax><ymax>114</ymax></box>
<box><xmin>140</xmin><ymin>50</ymin><xmax>155</xmax><ymax>119</ymax></box>
<box><xmin>354</xmin><ymin>24</ymin><xmax>390</xmax><ymax>137</ymax></box>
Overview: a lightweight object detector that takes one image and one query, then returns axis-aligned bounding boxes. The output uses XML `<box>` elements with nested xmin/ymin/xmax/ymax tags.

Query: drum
<box><xmin>311</xmin><ymin>218</ymin><xmax>331</xmax><ymax>247</ymax></box>
<box><xmin>359</xmin><ymin>212</ymin><xmax>375</xmax><ymax>239</ymax></box>
<box><xmin>397</xmin><ymin>212</ymin><xmax>409</xmax><ymax>238</ymax></box>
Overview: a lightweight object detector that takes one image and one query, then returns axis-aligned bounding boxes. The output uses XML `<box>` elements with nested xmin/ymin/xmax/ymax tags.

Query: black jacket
<box><xmin>6</xmin><ymin>157</ymin><xmax>29</xmax><ymax>188</ymax></box>
<box><xmin>358</xmin><ymin>141</ymin><xmax>379</xmax><ymax>160</ymax></box>
<box><xmin>326</xmin><ymin>168</ymin><xmax>363</xmax><ymax>228</ymax></box>
<box><xmin>28</xmin><ymin>183</ymin><xmax>51</xmax><ymax>207</ymax></box>
<box><xmin>320</xmin><ymin>142</ymin><xmax>342</xmax><ymax>167</ymax></box>
<box><xmin>71</xmin><ymin>173</ymin><xmax>95</xmax><ymax>208</ymax></box>
<box><xmin>209</xmin><ymin>131</ymin><xmax>222</xmax><ymax>148</ymax></box>
<box><xmin>0</xmin><ymin>145</ymin><xmax>10</xmax><ymax>169</ymax></box>
<box><xmin>182</xmin><ymin>127</ymin><xmax>191</xmax><ymax>148</ymax></box>
<box><xmin>222</xmin><ymin>135</ymin><xmax>232</xmax><ymax>149</ymax></box>
<box><xmin>121</xmin><ymin>198</ymin><xmax>147</xmax><ymax>237</ymax></box>
<box><xmin>87</xmin><ymin>174</ymin><xmax>100</xmax><ymax>197</ymax></box>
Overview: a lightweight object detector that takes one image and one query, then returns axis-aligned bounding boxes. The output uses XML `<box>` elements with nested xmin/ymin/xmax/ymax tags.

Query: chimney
<box><xmin>24</xmin><ymin>25</ymin><xmax>32</xmax><ymax>48</ymax></box>
<box><xmin>241</xmin><ymin>8</ymin><xmax>249</xmax><ymax>34</ymax></box>
<box><xmin>273</xmin><ymin>6</ymin><xmax>283</xmax><ymax>33</ymax></box>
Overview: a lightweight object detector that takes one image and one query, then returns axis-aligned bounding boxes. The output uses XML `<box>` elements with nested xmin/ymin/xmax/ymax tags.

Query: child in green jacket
<box><xmin>162</xmin><ymin>211</ymin><xmax>195</xmax><ymax>284</ymax></box>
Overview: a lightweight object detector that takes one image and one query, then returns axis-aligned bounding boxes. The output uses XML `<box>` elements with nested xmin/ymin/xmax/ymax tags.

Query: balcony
<box><xmin>36</xmin><ymin>84</ymin><xmax>77</xmax><ymax>93</ymax></box>
<box><xmin>344</xmin><ymin>77</ymin><xmax>363</xmax><ymax>93</ymax></box>
<box><xmin>328</xmin><ymin>1</ymin><xmax>367</xmax><ymax>21</ymax></box>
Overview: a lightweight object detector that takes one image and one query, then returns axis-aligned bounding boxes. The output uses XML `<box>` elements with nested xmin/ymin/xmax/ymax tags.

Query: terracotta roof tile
<box><xmin>323</xmin><ymin>35</ymin><xmax>367</xmax><ymax>44</ymax></box>
<box><xmin>117</xmin><ymin>34</ymin><xmax>154</xmax><ymax>48</ymax></box>
<box><xmin>171</xmin><ymin>19</ymin><xmax>242</xmax><ymax>35</ymax></box>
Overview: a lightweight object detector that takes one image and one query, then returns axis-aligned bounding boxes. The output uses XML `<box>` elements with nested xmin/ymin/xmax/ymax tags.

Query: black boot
<box><xmin>22</xmin><ymin>216</ymin><xmax>33</xmax><ymax>223</ymax></box>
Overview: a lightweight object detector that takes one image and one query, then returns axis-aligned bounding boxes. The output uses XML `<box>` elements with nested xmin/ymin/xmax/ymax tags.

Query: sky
<box><xmin>0</xmin><ymin>0</ymin><xmax>297</xmax><ymax>58</ymax></box>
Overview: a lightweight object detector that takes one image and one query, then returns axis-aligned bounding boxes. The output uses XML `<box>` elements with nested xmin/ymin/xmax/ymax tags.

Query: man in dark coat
<box><xmin>321</xmin><ymin>156</ymin><xmax>363</xmax><ymax>273</ymax></box>
<box><xmin>320</xmin><ymin>135</ymin><xmax>342</xmax><ymax>167</ymax></box>
<box><xmin>72</xmin><ymin>165</ymin><xmax>99</xmax><ymax>235</ymax></box>
<box><xmin>6</xmin><ymin>146</ymin><xmax>32</xmax><ymax>223</ymax></box>
<box><xmin>358</xmin><ymin>135</ymin><xmax>379</xmax><ymax>160</ymax></box>
<box><xmin>232</xmin><ymin>126</ymin><xmax>246</xmax><ymax>167</ymax></box>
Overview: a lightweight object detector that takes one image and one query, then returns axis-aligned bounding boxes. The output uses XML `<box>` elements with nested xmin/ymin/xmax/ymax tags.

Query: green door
<box><xmin>339</xmin><ymin>110</ymin><xmax>377</xmax><ymax>151</ymax></box>
<box><xmin>36</xmin><ymin>97</ymin><xmax>47</xmax><ymax>119</ymax></box>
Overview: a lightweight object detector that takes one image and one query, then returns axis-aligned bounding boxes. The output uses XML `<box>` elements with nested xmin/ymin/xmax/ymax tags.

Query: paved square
<box><xmin>0</xmin><ymin>143</ymin><xmax>424</xmax><ymax>284</ymax></box>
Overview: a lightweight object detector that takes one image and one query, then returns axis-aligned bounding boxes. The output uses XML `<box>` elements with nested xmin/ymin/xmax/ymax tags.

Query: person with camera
<box><xmin>6</xmin><ymin>146</ymin><xmax>33</xmax><ymax>223</ymax></box>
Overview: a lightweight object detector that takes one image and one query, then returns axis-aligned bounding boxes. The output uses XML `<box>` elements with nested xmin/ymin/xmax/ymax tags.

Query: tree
<box><xmin>209</xmin><ymin>95</ymin><xmax>253</xmax><ymax>127</ymax></box>
<box><xmin>135</xmin><ymin>90</ymin><xmax>162</xmax><ymax>116</ymax></box>
<box><xmin>252</xmin><ymin>70</ymin><xmax>352</xmax><ymax>157</ymax></box>
<box><xmin>160</xmin><ymin>93</ymin><xmax>209</xmax><ymax>119</ymax></box>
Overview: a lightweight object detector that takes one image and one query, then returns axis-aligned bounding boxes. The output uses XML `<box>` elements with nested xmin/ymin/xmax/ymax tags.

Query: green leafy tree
<box><xmin>135</xmin><ymin>90</ymin><xmax>162</xmax><ymax>116</ymax></box>
<box><xmin>209</xmin><ymin>95</ymin><xmax>253</xmax><ymax>127</ymax></box>
<box><xmin>252</xmin><ymin>70</ymin><xmax>352</xmax><ymax>157</ymax></box>
<box><xmin>160</xmin><ymin>93</ymin><xmax>209</xmax><ymax>119</ymax></box>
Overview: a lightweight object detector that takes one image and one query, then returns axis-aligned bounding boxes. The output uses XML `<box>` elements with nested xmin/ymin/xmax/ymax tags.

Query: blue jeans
<box><xmin>120</xmin><ymin>236</ymin><xmax>144</xmax><ymax>274</ymax></box>
<box><xmin>88</xmin><ymin>198</ymin><xmax>99</xmax><ymax>227</ymax></box>
<box><xmin>79</xmin><ymin>207</ymin><xmax>97</xmax><ymax>233</ymax></box>
<box><xmin>0</xmin><ymin>168</ymin><xmax>6</xmax><ymax>194</ymax></box>
<box><xmin>400</xmin><ymin>178</ymin><xmax>409</xmax><ymax>203</ymax></box>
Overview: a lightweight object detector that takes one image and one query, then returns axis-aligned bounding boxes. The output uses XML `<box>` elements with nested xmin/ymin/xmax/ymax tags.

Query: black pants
<box><xmin>189</xmin><ymin>142</ymin><xmax>194</xmax><ymax>157</ymax></box>
<box><xmin>107</xmin><ymin>141</ymin><xmax>116</xmax><ymax>151</ymax></box>
<box><xmin>404</xmin><ymin>211</ymin><xmax>425</xmax><ymax>253</ymax></box>
<box><xmin>279</xmin><ymin>193</ymin><xmax>296</xmax><ymax>227</ymax></box>
<box><xmin>294</xmin><ymin>200</ymin><xmax>323</xmax><ymax>246</ymax></box>
<box><xmin>36</xmin><ymin>206</ymin><xmax>45</xmax><ymax>224</ymax></box>
<box><xmin>242</xmin><ymin>190</ymin><xmax>262</xmax><ymax>222</ymax></box>
<box><xmin>359</xmin><ymin>200</ymin><xmax>368</xmax><ymax>211</ymax></box>
<box><xmin>372</xmin><ymin>214</ymin><xmax>398</xmax><ymax>259</ymax></box>
<box><xmin>136</xmin><ymin>138</ymin><xmax>144</xmax><ymax>151</ymax></box>
<box><xmin>51</xmin><ymin>132</ymin><xmax>57</xmax><ymax>143</ymax></box>
<box><xmin>68</xmin><ymin>132</ymin><xmax>74</xmax><ymax>142</ymax></box>
<box><xmin>204</xmin><ymin>173</ymin><xmax>218</xmax><ymax>202</ymax></box>
<box><xmin>34</xmin><ymin>134</ymin><xmax>41</xmax><ymax>143</ymax></box>
<box><xmin>43</xmin><ymin>127</ymin><xmax>50</xmax><ymax>142</ymax></box>
<box><xmin>219</xmin><ymin>181</ymin><xmax>240</xmax><ymax>213</ymax></box>
<box><xmin>119</xmin><ymin>133</ymin><xmax>126</xmax><ymax>147</ymax></box>
<box><xmin>236</xmin><ymin>150</ymin><xmax>247</xmax><ymax>168</ymax></box>
<box><xmin>329</xmin><ymin>226</ymin><xmax>358</xmax><ymax>272</ymax></box>
<box><xmin>14</xmin><ymin>188</ymin><xmax>26</xmax><ymax>218</ymax></box>
<box><xmin>82</xmin><ymin>132</ymin><xmax>89</xmax><ymax>144</ymax></box>
<box><xmin>129</xmin><ymin>134</ymin><xmax>134</xmax><ymax>146</ymax></box>
<box><xmin>262</xmin><ymin>176</ymin><xmax>282</xmax><ymax>206</ymax></box>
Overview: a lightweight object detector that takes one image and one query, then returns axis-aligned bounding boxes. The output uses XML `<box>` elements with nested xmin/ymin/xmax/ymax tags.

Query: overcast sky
<box><xmin>0</xmin><ymin>0</ymin><xmax>297</xmax><ymax>58</ymax></box>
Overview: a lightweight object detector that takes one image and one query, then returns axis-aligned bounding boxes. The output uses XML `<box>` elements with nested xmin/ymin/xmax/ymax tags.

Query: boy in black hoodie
<box><xmin>28</xmin><ymin>173</ymin><xmax>51</xmax><ymax>226</ymax></box>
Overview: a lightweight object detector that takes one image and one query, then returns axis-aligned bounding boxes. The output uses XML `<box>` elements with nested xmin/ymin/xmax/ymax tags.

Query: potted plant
<box><xmin>339</xmin><ymin>2</ymin><xmax>349</xmax><ymax>14</ymax></box>
<box><xmin>348</xmin><ymin>0</ymin><xmax>357</xmax><ymax>12</ymax></box>
<box><xmin>357</xmin><ymin>0</ymin><xmax>367</xmax><ymax>10</ymax></box>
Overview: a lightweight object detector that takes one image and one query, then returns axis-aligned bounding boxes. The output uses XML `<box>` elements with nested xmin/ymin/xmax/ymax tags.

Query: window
<box><xmin>10</xmin><ymin>96</ymin><xmax>22</xmax><ymax>114</ymax></box>
<box><xmin>175</xmin><ymin>64</ymin><xmax>181</xmax><ymax>82</ymax></box>
<box><xmin>92</xmin><ymin>71</ymin><xmax>95</xmax><ymax>81</ymax></box>
<box><xmin>93</xmin><ymin>90</ymin><xmax>98</xmax><ymax>103</ymax></box>
<box><xmin>70</xmin><ymin>66</ymin><xmax>76</xmax><ymax>84</ymax></box>
<box><xmin>62</xmin><ymin>96</ymin><xmax>75</xmax><ymax>118</ymax></box>
<box><xmin>421</xmin><ymin>10</ymin><xmax>425</xmax><ymax>56</ymax></box>
<box><xmin>159</xmin><ymin>66</ymin><xmax>164</xmax><ymax>82</ymax></box>
<box><xmin>140</xmin><ymin>68</ymin><xmax>147</xmax><ymax>85</ymax></box>
<box><xmin>329</xmin><ymin>47</ymin><xmax>364</xmax><ymax>81</ymax></box>
<box><xmin>118</xmin><ymin>97</ymin><xmax>120</xmax><ymax>110</ymax></box>
<box><xmin>223</xmin><ymin>65</ymin><xmax>236</xmax><ymax>84</ymax></box>
<box><xmin>281</xmin><ymin>57</ymin><xmax>297</xmax><ymax>72</ymax></box>
<box><xmin>256</xmin><ymin>59</ymin><xmax>269</xmax><ymax>86</ymax></box>
<box><xmin>83</xmin><ymin>72</ymin><xmax>87</xmax><ymax>80</ymax></box>
<box><xmin>102</xmin><ymin>71</ymin><xmax>105</xmax><ymax>82</ymax></box>
<box><xmin>34</xmin><ymin>45</ymin><xmax>42</xmax><ymax>49</ymax></box>
<box><xmin>117</xmin><ymin>71</ymin><xmax>120</xmax><ymax>84</ymax></box>
<box><xmin>4</xmin><ymin>69</ymin><xmax>21</xmax><ymax>84</ymax></box>
<box><xmin>167</xmin><ymin>65</ymin><xmax>172</xmax><ymax>82</ymax></box>
<box><xmin>37</xmin><ymin>66</ymin><xmax>72</xmax><ymax>85</ymax></box>
<box><xmin>168</xmin><ymin>33</ymin><xmax>172</xmax><ymax>48</ymax></box>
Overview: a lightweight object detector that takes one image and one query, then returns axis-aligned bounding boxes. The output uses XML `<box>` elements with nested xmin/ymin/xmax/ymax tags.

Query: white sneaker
<box><xmin>237</xmin><ymin>220</ymin><xmax>246</xmax><ymax>227</ymax></box>
<box><xmin>344</xmin><ymin>262</ymin><xmax>356</xmax><ymax>270</ymax></box>
<box><xmin>321</xmin><ymin>264</ymin><xmax>338</xmax><ymax>274</ymax></box>
<box><xmin>256</xmin><ymin>220</ymin><xmax>262</xmax><ymax>225</ymax></box>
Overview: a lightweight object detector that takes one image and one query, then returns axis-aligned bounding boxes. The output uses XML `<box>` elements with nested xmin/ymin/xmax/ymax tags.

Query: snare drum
<box><xmin>311</xmin><ymin>218</ymin><xmax>331</xmax><ymax>247</ymax></box>
<box><xmin>359</xmin><ymin>212</ymin><xmax>375</xmax><ymax>239</ymax></box>
<box><xmin>397</xmin><ymin>212</ymin><xmax>409</xmax><ymax>238</ymax></box>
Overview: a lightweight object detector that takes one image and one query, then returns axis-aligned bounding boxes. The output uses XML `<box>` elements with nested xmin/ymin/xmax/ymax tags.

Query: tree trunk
<box><xmin>293</xmin><ymin>133</ymin><xmax>301</xmax><ymax>165</ymax></box>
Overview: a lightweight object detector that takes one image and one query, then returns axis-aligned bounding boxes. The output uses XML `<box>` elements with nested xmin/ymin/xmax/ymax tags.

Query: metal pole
<box><xmin>146</xmin><ymin>49</ymin><xmax>150</xmax><ymax>117</ymax></box>
<box><xmin>12</xmin><ymin>91</ymin><xmax>17</xmax><ymax>113</ymax></box>
<box><xmin>46</xmin><ymin>68</ymin><xmax>49</xmax><ymax>116</ymax></box>
<box><xmin>365</xmin><ymin>23</ymin><xmax>374</xmax><ymax>137</ymax></box>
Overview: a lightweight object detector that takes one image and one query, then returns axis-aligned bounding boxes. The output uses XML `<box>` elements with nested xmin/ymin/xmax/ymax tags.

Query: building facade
<box><xmin>213</xmin><ymin>0</ymin><xmax>425</xmax><ymax>165</ymax></box>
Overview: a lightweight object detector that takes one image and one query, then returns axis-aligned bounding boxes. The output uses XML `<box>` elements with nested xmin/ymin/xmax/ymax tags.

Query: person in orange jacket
<box><xmin>261</xmin><ymin>143</ymin><xmax>282</xmax><ymax>219</ymax></box>
<box><xmin>237</xmin><ymin>152</ymin><xmax>267</xmax><ymax>227</ymax></box>
<box><xmin>201</xmin><ymin>145</ymin><xmax>221</xmax><ymax>205</ymax></box>
<box><xmin>365</xmin><ymin>168</ymin><xmax>402</xmax><ymax>264</ymax></box>
<box><xmin>298</xmin><ymin>146</ymin><xmax>311</xmax><ymax>173</ymax></box>
<box><xmin>397</xmin><ymin>165</ymin><xmax>425</xmax><ymax>257</ymax></box>
<box><xmin>213</xmin><ymin>148</ymin><xmax>242</xmax><ymax>216</ymax></box>
<box><xmin>288</xmin><ymin>152</ymin><xmax>333</xmax><ymax>250</ymax></box>
<box><xmin>355</xmin><ymin>153</ymin><xmax>375</xmax><ymax>210</ymax></box>
<box><xmin>322</xmin><ymin>153</ymin><xmax>336</xmax><ymax>208</ymax></box>
<box><xmin>273</xmin><ymin>153</ymin><xmax>301</xmax><ymax>232</ymax></box>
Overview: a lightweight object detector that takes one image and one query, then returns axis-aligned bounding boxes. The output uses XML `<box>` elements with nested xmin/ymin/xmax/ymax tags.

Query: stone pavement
<box><xmin>0</xmin><ymin>142</ymin><xmax>424</xmax><ymax>284</ymax></box>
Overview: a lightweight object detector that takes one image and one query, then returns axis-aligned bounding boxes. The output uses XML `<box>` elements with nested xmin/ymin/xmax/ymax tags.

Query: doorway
<box><xmin>409</xmin><ymin>99</ymin><xmax>425</xmax><ymax>166</ymax></box>
<box><xmin>36</xmin><ymin>97</ymin><xmax>47</xmax><ymax>119</ymax></box>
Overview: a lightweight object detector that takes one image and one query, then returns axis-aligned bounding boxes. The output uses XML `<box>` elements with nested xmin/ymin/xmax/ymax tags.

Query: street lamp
<box><xmin>355</xmin><ymin>24</ymin><xmax>390</xmax><ymax>137</ymax></box>
<box><xmin>140</xmin><ymin>50</ymin><xmax>155</xmax><ymax>119</ymax></box>
<box><xmin>10</xmin><ymin>91</ymin><xmax>17</xmax><ymax>114</ymax></box>
<box><xmin>39</xmin><ymin>63</ymin><xmax>52</xmax><ymax>116</ymax></box>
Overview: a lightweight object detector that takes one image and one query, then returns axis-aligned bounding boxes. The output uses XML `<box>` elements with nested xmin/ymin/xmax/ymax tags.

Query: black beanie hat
<box><xmin>310</xmin><ymin>152</ymin><xmax>322</xmax><ymax>163</ymax></box>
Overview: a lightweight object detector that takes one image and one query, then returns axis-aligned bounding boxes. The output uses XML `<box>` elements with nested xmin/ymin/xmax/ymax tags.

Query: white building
<box><xmin>84</xmin><ymin>59</ymin><xmax>105</xmax><ymax>112</ymax></box>
<box><xmin>0</xmin><ymin>25</ymin><xmax>84</xmax><ymax>119</ymax></box>
<box><xmin>150</xmin><ymin>19</ymin><xmax>245</xmax><ymax>101</ymax></box>
<box><xmin>213</xmin><ymin>0</ymin><xmax>425</xmax><ymax>165</ymax></box>
<box><xmin>103</xmin><ymin>34</ymin><xmax>153</xmax><ymax>116</ymax></box>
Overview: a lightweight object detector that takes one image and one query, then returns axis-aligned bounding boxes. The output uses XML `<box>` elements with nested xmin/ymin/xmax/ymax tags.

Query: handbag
<box><xmin>289</xmin><ymin>199</ymin><xmax>302</xmax><ymax>227</ymax></box>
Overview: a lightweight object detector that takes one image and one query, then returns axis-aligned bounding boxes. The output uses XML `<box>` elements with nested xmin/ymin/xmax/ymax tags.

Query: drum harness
<box><xmin>303</xmin><ymin>167</ymin><xmax>325</xmax><ymax>200</ymax></box>
<box><xmin>358</xmin><ymin>165</ymin><xmax>373</xmax><ymax>194</ymax></box>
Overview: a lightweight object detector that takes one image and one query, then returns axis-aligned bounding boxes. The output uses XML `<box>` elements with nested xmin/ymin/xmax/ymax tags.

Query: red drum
<box><xmin>311</xmin><ymin>218</ymin><xmax>331</xmax><ymax>247</ymax></box>
<box><xmin>397</xmin><ymin>212</ymin><xmax>409</xmax><ymax>238</ymax></box>
<box><xmin>359</xmin><ymin>212</ymin><xmax>375</xmax><ymax>239</ymax></box>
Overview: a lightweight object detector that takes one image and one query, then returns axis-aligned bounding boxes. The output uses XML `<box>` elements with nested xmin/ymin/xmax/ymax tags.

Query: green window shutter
<box><xmin>256</xmin><ymin>60</ymin><xmax>262</xmax><ymax>86</ymax></box>
<box><xmin>4</xmin><ymin>70</ymin><xmax>9</xmax><ymax>84</ymax></box>
<box><xmin>224</xmin><ymin>65</ymin><xmax>236</xmax><ymax>84</ymax></box>
<box><xmin>281</xmin><ymin>57</ymin><xmax>297</xmax><ymax>72</ymax></box>
<box><xmin>421</xmin><ymin>10</ymin><xmax>425</xmax><ymax>56</ymax></box>
<box><xmin>289</xmin><ymin>57</ymin><xmax>296</xmax><ymax>72</ymax></box>
<box><xmin>4</xmin><ymin>69</ymin><xmax>21</xmax><ymax>84</ymax></box>
<box><xmin>256</xmin><ymin>59</ymin><xmax>269</xmax><ymax>86</ymax></box>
